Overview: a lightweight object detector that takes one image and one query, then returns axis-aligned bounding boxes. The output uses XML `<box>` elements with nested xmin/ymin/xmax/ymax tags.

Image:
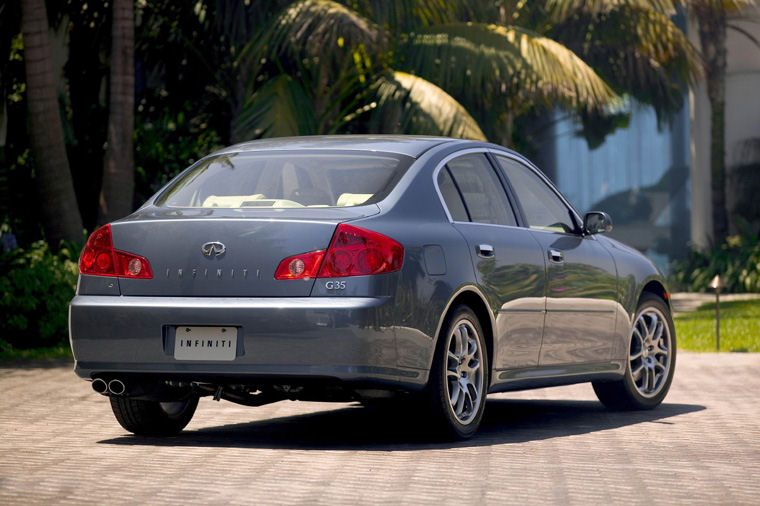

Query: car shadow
<box><xmin>98</xmin><ymin>398</ymin><xmax>704</xmax><ymax>450</ymax></box>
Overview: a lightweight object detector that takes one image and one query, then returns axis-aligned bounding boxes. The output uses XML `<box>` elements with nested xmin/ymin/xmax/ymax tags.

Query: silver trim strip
<box><xmin>432</xmin><ymin>146</ymin><xmax>584</xmax><ymax>230</ymax></box>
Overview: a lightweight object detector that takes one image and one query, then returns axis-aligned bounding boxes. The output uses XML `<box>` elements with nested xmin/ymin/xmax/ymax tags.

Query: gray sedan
<box><xmin>69</xmin><ymin>135</ymin><xmax>676</xmax><ymax>440</ymax></box>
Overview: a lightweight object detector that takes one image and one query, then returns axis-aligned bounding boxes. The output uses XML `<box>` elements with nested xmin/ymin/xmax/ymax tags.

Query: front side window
<box><xmin>496</xmin><ymin>156</ymin><xmax>577</xmax><ymax>233</ymax></box>
<box><xmin>445</xmin><ymin>154</ymin><xmax>517</xmax><ymax>226</ymax></box>
<box><xmin>156</xmin><ymin>151</ymin><xmax>413</xmax><ymax>208</ymax></box>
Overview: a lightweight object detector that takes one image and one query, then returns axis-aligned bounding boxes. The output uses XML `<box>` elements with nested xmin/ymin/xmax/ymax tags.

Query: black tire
<box><xmin>110</xmin><ymin>396</ymin><xmax>199</xmax><ymax>436</ymax></box>
<box><xmin>426</xmin><ymin>305</ymin><xmax>489</xmax><ymax>440</ymax></box>
<box><xmin>593</xmin><ymin>293</ymin><xmax>676</xmax><ymax>410</ymax></box>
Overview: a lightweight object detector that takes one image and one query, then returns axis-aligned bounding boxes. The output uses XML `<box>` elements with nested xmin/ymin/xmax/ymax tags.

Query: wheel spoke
<box><xmin>455</xmin><ymin>326</ymin><xmax>467</xmax><ymax>356</ymax></box>
<box><xmin>632</xmin><ymin>326</ymin><xmax>645</xmax><ymax>345</ymax></box>
<box><xmin>463</xmin><ymin>387</ymin><xmax>474</xmax><ymax>415</ymax></box>
<box><xmin>647</xmin><ymin>313</ymin><xmax>659</xmax><ymax>338</ymax></box>
<box><xmin>632</xmin><ymin>363</ymin><xmax>644</xmax><ymax>381</ymax></box>
<box><xmin>653</xmin><ymin>321</ymin><xmax>664</xmax><ymax>344</ymax></box>
<box><xmin>463</xmin><ymin>359</ymin><xmax>480</xmax><ymax>376</ymax></box>
<box><xmin>449</xmin><ymin>381</ymin><xmax>461</xmax><ymax>405</ymax></box>
<box><xmin>455</xmin><ymin>382</ymin><xmax>467</xmax><ymax>414</ymax></box>
<box><xmin>630</xmin><ymin>349</ymin><xmax>643</xmax><ymax>360</ymax></box>
<box><xmin>466</xmin><ymin>338</ymin><xmax>478</xmax><ymax>360</ymax></box>
<box><xmin>648</xmin><ymin>366</ymin><xmax>657</xmax><ymax>392</ymax></box>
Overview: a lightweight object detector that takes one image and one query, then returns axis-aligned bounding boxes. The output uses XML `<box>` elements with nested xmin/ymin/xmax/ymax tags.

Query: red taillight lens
<box><xmin>318</xmin><ymin>224</ymin><xmax>403</xmax><ymax>278</ymax></box>
<box><xmin>274</xmin><ymin>250</ymin><xmax>326</xmax><ymax>280</ymax></box>
<box><xmin>79</xmin><ymin>224</ymin><xmax>153</xmax><ymax>279</ymax></box>
<box><xmin>274</xmin><ymin>225</ymin><xmax>403</xmax><ymax>280</ymax></box>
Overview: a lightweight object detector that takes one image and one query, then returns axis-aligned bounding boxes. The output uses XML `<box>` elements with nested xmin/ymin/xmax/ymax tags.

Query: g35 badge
<box><xmin>325</xmin><ymin>281</ymin><xmax>347</xmax><ymax>290</ymax></box>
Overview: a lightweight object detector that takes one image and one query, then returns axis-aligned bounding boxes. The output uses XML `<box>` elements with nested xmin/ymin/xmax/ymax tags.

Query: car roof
<box><xmin>214</xmin><ymin>135</ymin><xmax>465</xmax><ymax>159</ymax></box>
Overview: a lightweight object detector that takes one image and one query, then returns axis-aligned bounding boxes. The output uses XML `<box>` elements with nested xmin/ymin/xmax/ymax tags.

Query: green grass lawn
<box><xmin>674</xmin><ymin>299</ymin><xmax>760</xmax><ymax>352</ymax></box>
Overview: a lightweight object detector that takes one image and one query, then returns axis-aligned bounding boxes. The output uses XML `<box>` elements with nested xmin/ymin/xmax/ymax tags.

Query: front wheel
<box><xmin>110</xmin><ymin>396</ymin><xmax>199</xmax><ymax>435</ymax></box>
<box><xmin>593</xmin><ymin>293</ymin><xmax>676</xmax><ymax>410</ymax></box>
<box><xmin>426</xmin><ymin>305</ymin><xmax>488</xmax><ymax>440</ymax></box>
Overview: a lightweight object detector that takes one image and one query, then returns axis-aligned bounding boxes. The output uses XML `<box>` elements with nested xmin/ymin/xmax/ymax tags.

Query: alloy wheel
<box><xmin>629</xmin><ymin>307</ymin><xmax>672</xmax><ymax>398</ymax></box>
<box><xmin>444</xmin><ymin>319</ymin><xmax>484</xmax><ymax>424</ymax></box>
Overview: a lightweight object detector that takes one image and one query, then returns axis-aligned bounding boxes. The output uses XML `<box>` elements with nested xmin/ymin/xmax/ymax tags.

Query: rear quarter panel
<box><xmin>350</xmin><ymin>145</ymin><xmax>480</xmax><ymax>372</ymax></box>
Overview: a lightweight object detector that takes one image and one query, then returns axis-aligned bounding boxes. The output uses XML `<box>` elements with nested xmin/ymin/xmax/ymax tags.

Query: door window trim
<box><xmin>489</xmin><ymin>151</ymin><xmax>584</xmax><ymax>235</ymax></box>
<box><xmin>432</xmin><ymin>148</ymin><xmax>584</xmax><ymax>234</ymax></box>
<box><xmin>432</xmin><ymin>148</ymin><xmax>521</xmax><ymax>230</ymax></box>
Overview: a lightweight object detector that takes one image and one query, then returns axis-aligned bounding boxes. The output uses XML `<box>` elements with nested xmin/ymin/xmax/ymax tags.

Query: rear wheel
<box><xmin>110</xmin><ymin>396</ymin><xmax>199</xmax><ymax>436</ymax></box>
<box><xmin>426</xmin><ymin>305</ymin><xmax>488</xmax><ymax>440</ymax></box>
<box><xmin>593</xmin><ymin>293</ymin><xmax>676</xmax><ymax>410</ymax></box>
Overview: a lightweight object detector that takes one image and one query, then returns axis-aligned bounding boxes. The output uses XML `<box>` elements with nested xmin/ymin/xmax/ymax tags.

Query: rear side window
<box><xmin>445</xmin><ymin>154</ymin><xmax>517</xmax><ymax>226</ymax></box>
<box><xmin>495</xmin><ymin>156</ymin><xmax>577</xmax><ymax>233</ymax></box>
<box><xmin>156</xmin><ymin>151</ymin><xmax>413</xmax><ymax>208</ymax></box>
<box><xmin>437</xmin><ymin>167</ymin><xmax>469</xmax><ymax>221</ymax></box>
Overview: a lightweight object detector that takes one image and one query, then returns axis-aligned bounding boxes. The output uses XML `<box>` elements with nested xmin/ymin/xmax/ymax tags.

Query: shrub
<box><xmin>0</xmin><ymin>240</ymin><xmax>79</xmax><ymax>350</ymax></box>
<box><xmin>670</xmin><ymin>231</ymin><xmax>760</xmax><ymax>293</ymax></box>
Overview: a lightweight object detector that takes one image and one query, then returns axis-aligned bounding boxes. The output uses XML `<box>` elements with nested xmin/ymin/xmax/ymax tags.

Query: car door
<box><xmin>437</xmin><ymin>152</ymin><xmax>546</xmax><ymax>370</ymax></box>
<box><xmin>494</xmin><ymin>154</ymin><xmax>618</xmax><ymax>366</ymax></box>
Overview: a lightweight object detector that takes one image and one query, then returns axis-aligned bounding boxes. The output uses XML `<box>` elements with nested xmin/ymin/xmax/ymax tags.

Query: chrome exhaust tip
<box><xmin>92</xmin><ymin>378</ymin><xmax>108</xmax><ymax>395</ymax></box>
<box><xmin>108</xmin><ymin>379</ymin><xmax>126</xmax><ymax>396</ymax></box>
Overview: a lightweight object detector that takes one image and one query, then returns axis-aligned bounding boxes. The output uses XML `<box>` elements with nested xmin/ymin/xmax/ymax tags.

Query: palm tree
<box><xmin>99</xmin><ymin>0</ymin><xmax>135</xmax><ymax>224</ymax></box>
<box><xmin>20</xmin><ymin>0</ymin><xmax>83</xmax><ymax>244</ymax></box>
<box><xmin>237</xmin><ymin>0</ymin><xmax>617</xmax><ymax>145</ymax></box>
<box><xmin>233</xmin><ymin>0</ymin><xmax>699</xmax><ymax>148</ymax></box>
<box><xmin>689</xmin><ymin>0</ymin><xmax>756</xmax><ymax>244</ymax></box>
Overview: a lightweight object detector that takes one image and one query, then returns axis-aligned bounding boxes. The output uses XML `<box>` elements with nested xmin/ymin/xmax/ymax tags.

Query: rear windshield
<box><xmin>155</xmin><ymin>150</ymin><xmax>414</xmax><ymax>208</ymax></box>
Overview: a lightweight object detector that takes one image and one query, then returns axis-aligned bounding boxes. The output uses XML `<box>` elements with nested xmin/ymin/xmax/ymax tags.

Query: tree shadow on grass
<box><xmin>98</xmin><ymin>398</ymin><xmax>704</xmax><ymax>450</ymax></box>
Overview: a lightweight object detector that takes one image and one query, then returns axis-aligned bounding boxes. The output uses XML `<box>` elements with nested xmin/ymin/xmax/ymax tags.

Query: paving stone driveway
<box><xmin>1</xmin><ymin>352</ymin><xmax>758</xmax><ymax>505</ymax></box>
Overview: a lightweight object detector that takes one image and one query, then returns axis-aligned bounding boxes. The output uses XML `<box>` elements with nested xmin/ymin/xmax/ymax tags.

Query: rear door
<box><xmin>437</xmin><ymin>152</ymin><xmax>546</xmax><ymax>370</ymax></box>
<box><xmin>493</xmin><ymin>154</ymin><xmax>618</xmax><ymax>366</ymax></box>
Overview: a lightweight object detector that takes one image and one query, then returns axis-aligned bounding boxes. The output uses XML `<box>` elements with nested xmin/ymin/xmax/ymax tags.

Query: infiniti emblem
<box><xmin>201</xmin><ymin>241</ymin><xmax>226</xmax><ymax>257</ymax></box>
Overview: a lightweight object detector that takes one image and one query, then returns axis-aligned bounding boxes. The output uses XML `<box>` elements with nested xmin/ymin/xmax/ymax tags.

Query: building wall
<box><xmin>549</xmin><ymin>103</ymin><xmax>690</xmax><ymax>271</ymax></box>
<box><xmin>689</xmin><ymin>6</ymin><xmax>760</xmax><ymax>247</ymax></box>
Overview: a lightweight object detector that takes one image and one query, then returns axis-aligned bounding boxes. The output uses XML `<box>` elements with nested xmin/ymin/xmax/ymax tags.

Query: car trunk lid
<box><xmin>111</xmin><ymin>206</ymin><xmax>377</xmax><ymax>296</ymax></box>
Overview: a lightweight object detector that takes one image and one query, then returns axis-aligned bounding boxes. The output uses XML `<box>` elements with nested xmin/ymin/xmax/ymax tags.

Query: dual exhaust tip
<box><xmin>92</xmin><ymin>378</ymin><xmax>125</xmax><ymax>396</ymax></box>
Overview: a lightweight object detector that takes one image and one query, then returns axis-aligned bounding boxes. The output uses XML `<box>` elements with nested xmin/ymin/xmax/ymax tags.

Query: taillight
<box><xmin>274</xmin><ymin>224</ymin><xmax>404</xmax><ymax>280</ymax></box>
<box><xmin>79</xmin><ymin>224</ymin><xmax>153</xmax><ymax>279</ymax></box>
<box><xmin>274</xmin><ymin>250</ymin><xmax>325</xmax><ymax>280</ymax></box>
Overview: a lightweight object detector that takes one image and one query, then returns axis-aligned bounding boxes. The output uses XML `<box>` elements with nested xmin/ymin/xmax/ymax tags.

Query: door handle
<box><xmin>548</xmin><ymin>249</ymin><xmax>564</xmax><ymax>263</ymax></box>
<box><xmin>477</xmin><ymin>244</ymin><xmax>495</xmax><ymax>258</ymax></box>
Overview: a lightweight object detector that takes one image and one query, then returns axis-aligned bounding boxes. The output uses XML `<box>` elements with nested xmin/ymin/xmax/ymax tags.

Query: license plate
<box><xmin>174</xmin><ymin>326</ymin><xmax>237</xmax><ymax>361</ymax></box>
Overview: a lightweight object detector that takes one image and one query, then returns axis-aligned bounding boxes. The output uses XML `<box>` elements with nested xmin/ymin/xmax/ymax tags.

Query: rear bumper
<box><xmin>69</xmin><ymin>295</ymin><xmax>426</xmax><ymax>390</ymax></box>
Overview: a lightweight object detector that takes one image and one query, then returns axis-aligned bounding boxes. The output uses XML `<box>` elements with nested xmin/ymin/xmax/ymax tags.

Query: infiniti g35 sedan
<box><xmin>69</xmin><ymin>135</ymin><xmax>676</xmax><ymax>439</ymax></box>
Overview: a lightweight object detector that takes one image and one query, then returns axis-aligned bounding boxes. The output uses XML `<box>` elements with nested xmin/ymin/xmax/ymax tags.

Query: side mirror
<box><xmin>584</xmin><ymin>211</ymin><xmax>613</xmax><ymax>235</ymax></box>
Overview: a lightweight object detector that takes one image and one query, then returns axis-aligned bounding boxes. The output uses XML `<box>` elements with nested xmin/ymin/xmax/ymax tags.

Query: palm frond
<box><xmin>403</xmin><ymin>23</ymin><xmax>616</xmax><ymax>113</ymax></box>
<box><xmin>553</xmin><ymin>5</ymin><xmax>700</xmax><ymax>121</ymax></box>
<box><xmin>359</xmin><ymin>0</ymin><xmax>460</xmax><ymax>32</ymax></box>
<box><xmin>372</xmin><ymin>71</ymin><xmax>487</xmax><ymax>140</ymax></box>
<box><xmin>268</xmin><ymin>0</ymin><xmax>385</xmax><ymax>59</ymax></box>
<box><xmin>728</xmin><ymin>22</ymin><xmax>760</xmax><ymax>50</ymax></box>
<box><xmin>233</xmin><ymin>74</ymin><xmax>317</xmax><ymax>141</ymax></box>
<box><xmin>546</xmin><ymin>0</ymin><xmax>677</xmax><ymax>21</ymax></box>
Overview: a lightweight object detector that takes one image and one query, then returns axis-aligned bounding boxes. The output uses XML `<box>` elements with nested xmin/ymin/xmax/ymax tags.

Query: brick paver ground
<box><xmin>1</xmin><ymin>352</ymin><xmax>758</xmax><ymax>505</ymax></box>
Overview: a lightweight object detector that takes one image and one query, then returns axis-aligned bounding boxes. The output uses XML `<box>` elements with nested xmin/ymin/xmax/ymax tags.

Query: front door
<box><xmin>494</xmin><ymin>155</ymin><xmax>618</xmax><ymax>366</ymax></box>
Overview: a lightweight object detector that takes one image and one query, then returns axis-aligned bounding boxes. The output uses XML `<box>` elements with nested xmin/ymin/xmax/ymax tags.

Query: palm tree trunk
<box><xmin>695</xmin><ymin>5</ymin><xmax>729</xmax><ymax>244</ymax></box>
<box><xmin>99</xmin><ymin>0</ymin><xmax>134</xmax><ymax>224</ymax></box>
<box><xmin>21</xmin><ymin>0</ymin><xmax>83</xmax><ymax>245</ymax></box>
